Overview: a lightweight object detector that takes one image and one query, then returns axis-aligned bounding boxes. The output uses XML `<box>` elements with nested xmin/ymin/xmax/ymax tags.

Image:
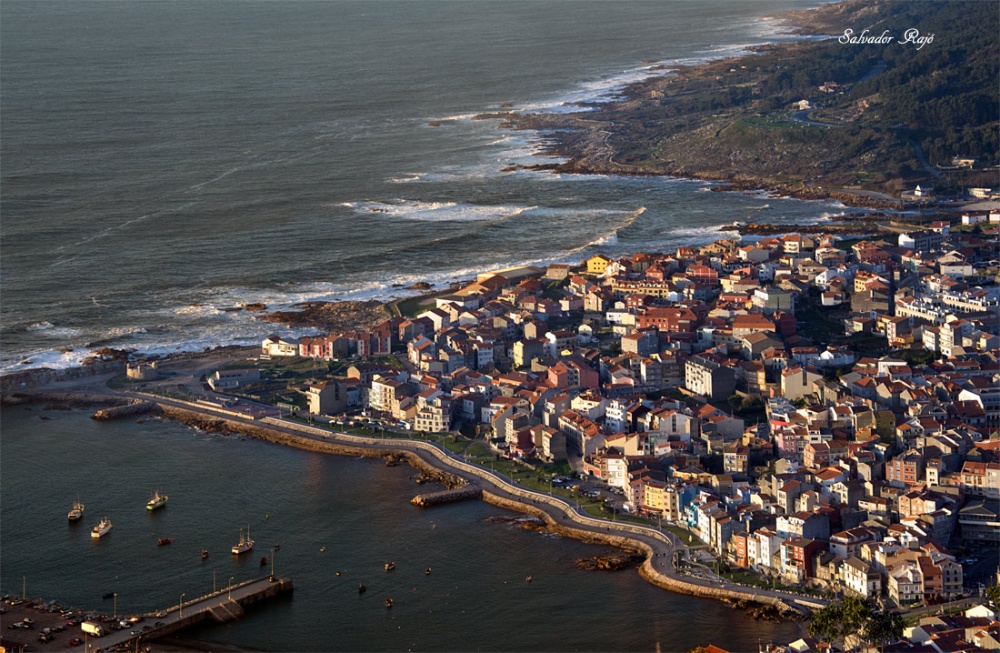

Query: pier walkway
<box><xmin>126</xmin><ymin>391</ymin><xmax>829</xmax><ymax>614</ymax></box>
<box><xmin>85</xmin><ymin>575</ymin><xmax>292</xmax><ymax>652</ymax></box>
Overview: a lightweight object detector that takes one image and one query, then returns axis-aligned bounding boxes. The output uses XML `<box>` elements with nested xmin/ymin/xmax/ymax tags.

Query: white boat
<box><xmin>68</xmin><ymin>499</ymin><xmax>85</xmax><ymax>522</ymax></box>
<box><xmin>231</xmin><ymin>526</ymin><xmax>253</xmax><ymax>555</ymax></box>
<box><xmin>146</xmin><ymin>490</ymin><xmax>168</xmax><ymax>511</ymax></box>
<box><xmin>91</xmin><ymin>518</ymin><xmax>113</xmax><ymax>538</ymax></box>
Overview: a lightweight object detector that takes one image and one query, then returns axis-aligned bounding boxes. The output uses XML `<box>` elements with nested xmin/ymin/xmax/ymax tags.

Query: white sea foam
<box><xmin>340</xmin><ymin>200</ymin><xmax>536</xmax><ymax>223</ymax></box>
<box><xmin>24</xmin><ymin>322</ymin><xmax>84</xmax><ymax>339</ymax></box>
<box><xmin>26</xmin><ymin>321</ymin><xmax>55</xmax><ymax>332</ymax></box>
<box><xmin>169</xmin><ymin>304</ymin><xmax>225</xmax><ymax>317</ymax></box>
<box><xmin>589</xmin><ymin>232</ymin><xmax>619</xmax><ymax>247</ymax></box>
<box><xmin>0</xmin><ymin>349</ymin><xmax>91</xmax><ymax>375</ymax></box>
<box><xmin>427</xmin><ymin>112</ymin><xmax>481</xmax><ymax>123</ymax></box>
<box><xmin>563</xmin><ymin>207</ymin><xmax>647</xmax><ymax>254</ymax></box>
<box><xmin>386</xmin><ymin>174</ymin><xmax>425</xmax><ymax>184</ymax></box>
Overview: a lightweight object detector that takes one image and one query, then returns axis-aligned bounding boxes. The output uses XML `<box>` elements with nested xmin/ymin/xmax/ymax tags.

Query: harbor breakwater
<box><xmin>411</xmin><ymin>485</ymin><xmax>483</xmax><ymax>507</ymax></box>
<box><xmin>92</xmin><ymin>400</ymin><xmax>159</xmax><ymax>420</ymax></box>
<box><xmin>6</xmin><ymin>391</ymin><xmax>809</xmax><ymax>618</ymax></box>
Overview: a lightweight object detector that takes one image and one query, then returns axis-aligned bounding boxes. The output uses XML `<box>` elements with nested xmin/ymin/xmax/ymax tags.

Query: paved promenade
<box><xmin>133</xmin><ymin>391</ymin><xmax>826</xmax><ymax>615</ymax></box>
<box><xmin>5</xmin><ymin>371</ymin><xmax>826</xmax><ymax>617</ymax></box>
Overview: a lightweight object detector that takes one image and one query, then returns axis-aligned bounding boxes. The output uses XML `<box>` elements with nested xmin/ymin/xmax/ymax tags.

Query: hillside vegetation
<box><xmin>506</xmin><ymin>0</ymin><xmax>998</xmax><ymax>203</ymax></box>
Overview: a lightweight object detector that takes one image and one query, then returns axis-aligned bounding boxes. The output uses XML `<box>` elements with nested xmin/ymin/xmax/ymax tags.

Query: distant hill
<box><xmin>506</xmin><ymin>0</ymin><xmax>999</xmax><ymax>204</ymax></box>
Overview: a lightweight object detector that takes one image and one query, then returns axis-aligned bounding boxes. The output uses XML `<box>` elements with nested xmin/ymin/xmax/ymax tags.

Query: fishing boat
<box><xmin>384</xmin><ymin>598</ymin><xmax>393</xmax><ymax>609</ymax></box>
<box><xmin>67</xmin><ymin>499</ymin><xmax>85</xmax><ymax>522</ymax></box>
<box><xmin>157</xmin><ymin>537</ymin><xmax>174</xmax><ymax>546</ymax></box>
<box><xmin>146</xmin><ymin>490</ymin><xmax>168</xmax><ymax>511</ymax></box>
<box><xmin>424</xmin><ymin>567</ymin><xmax>432</xmax><ymax>575</ymax></box>
<box><xmin>231</xmin><ymin>526</ymin><xmax>253</xmax><ymax>555</ymax></box>
<box><xmin>91</xmin><ymin>517</ymin><xmax>113</xmax><ymax>538</ymax></box>
<box><xmin>384</xmin><ymin>562</ymin><xmax>396</xmax><ymax>572</ymax></box>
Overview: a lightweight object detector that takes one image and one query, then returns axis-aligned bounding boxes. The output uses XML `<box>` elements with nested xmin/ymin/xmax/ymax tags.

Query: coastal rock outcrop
<box><xmin>576</xmin><ymin>552</ymin><xmax>645</xmax><ymax>571</ymax></box>
<box><xmin>259</xmin><ymin>300</ymin><xmax>388</xmax><ymax>332</ymax></box>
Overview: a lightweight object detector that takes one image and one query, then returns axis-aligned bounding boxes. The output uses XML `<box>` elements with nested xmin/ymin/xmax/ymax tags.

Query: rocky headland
<box><xmin>492</xmin><ymin>0</ymin><xmax>997</xmax><ymax>207</ymax></box>
<box><xmin>259</xmin><ymin>300</ymin><xmax>389</xmax><ymax>332</ymax></box>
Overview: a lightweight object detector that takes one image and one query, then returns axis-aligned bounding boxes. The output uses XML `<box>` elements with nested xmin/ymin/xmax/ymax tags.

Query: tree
<box><xmin>808</xmin><ymin>599</ymin><xmax>851</xmax><ymax>644</ymax></box>
<box><xmin>863</xmin><ymin>610</ymin><xmax>905</xmax><ymax>652</ymax></box>
<box><xmin>809</xmin><ymin>596</ymin><xmax>905</xmax><ymax>651</ymax></box>
<box><xmin>986</xmin><ymin>583</ymin><xmax>1000</xmax><ymax>607</ymax></box>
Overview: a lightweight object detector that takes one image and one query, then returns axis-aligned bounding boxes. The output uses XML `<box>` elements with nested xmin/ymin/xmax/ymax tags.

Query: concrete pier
<box><xmin>81</xmin><ymin>575</ymin><xmax>292</xmax><ymax>651</ymax></box>
<box><xmin>92</xmin><ymin>400</ymin><xmax>158</xmax><ymax>420</ymax></box>
<box><xmin>410</xmin><ymin>484</ymin><xmax>482</xmax><ymax>507</ymax></box>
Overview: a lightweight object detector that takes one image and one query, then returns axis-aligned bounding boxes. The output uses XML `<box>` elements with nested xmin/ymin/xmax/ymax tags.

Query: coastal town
<box><xmin>219</xmin><ymin>207</ymin><xmax>1000</xmax><ymax>649</ymax></box>
<box><xmin>5</xmin><ymin>203</ymin><xmax>1000</xmax><ymax>653</ymax></box>
<box><xmin>3</xmin><ymin>0</ymin><xmax>999</xmax><ymax>649</ymax></box>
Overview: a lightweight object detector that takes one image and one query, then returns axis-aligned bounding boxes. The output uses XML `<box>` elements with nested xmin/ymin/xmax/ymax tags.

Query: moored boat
<box><xmin>68</xmin><ymin>499</ymin><xmax>85</xmax><ymax>522</ymax></box>
<box><xmin>201</xmin><ymin>550</ymin><xmax>210</xmax><ymax>560</ymax></box>
<box><xmin>384</xmin><ymin>561</ymin><xmax>396</xmax><ymax>572</ymax></box>
<box><xmin>231</xmin><ymin>526</ymin><xmax>253</xmax><ymax>555</ymax></box>
<box><xmin>91</xmin><ymin>518</ymin><xmax>112</xmax><ymax>538</ymax></box>
<box><xmin>157</xmin><ymin>537</ymin><xmax>174</xmax><ymax>546</ymax></box>
<box><xmin>146</xmin><ymin>490</ymin><xmax>168</xmax><ymax>511</ymax></box>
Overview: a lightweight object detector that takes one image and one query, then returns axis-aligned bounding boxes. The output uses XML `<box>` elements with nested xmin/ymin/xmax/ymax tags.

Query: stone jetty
<box><xmin>92</xmin><ymin>400</ymin><xmax>159</xmax><ymax>420</ymax></box>
<box><xmin>410</xmin><ymin>484</ymin><xmax>483</xmax><ymax>507</ymax></box>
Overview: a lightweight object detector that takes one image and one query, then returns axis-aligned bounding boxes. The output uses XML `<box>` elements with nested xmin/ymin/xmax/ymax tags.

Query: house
<box><xmin>305</xmin><ymin>380</ymin><xmax>348</xmax><ymax>415</ymax></box>
<box><xmin>208</xmin><ymin>368</ymin><xmax>261</xmax><ymax>391</ymax></box>
<box><xmin>841</xmin><ymin>556</ymin><xmax>881</xmax><ymax>599</ymax></box>
<box><xmin>780</xmin><ymin>537</ymin><xmax>823</xmax><ymax>583</ymax></box>
<box><xmin>741</xmin><ymin>331</ymin><xmax>783</xmax><ymax>360</ymax></box>
<box><xmin>586</xmin><ymin>254</ymin><xmax>612</xmax><ymax>276</ymax></box>
<box><xmin>898</xmin><ymin>230</ymin><xmax>944</xmax><ymax>251</ymax></box>
<box><xmin>684</xmin><ymin>354</ymin><xmax>737</xmax><ymax>401</ymax></box>
<box><xmin>261</xmin><ymin>335</ymin><xmax>299</xmax><ymax>357</ymax></box>
<box><xmin>752</xmin><ymin>287</ymin><xmax>795</xmax><ymax>314</ymax></box>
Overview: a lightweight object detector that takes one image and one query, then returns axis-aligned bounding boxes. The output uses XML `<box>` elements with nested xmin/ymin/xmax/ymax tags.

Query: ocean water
<box><xmin>0</xmin><ymin>0</ymin><xmax>842</xmax><ymax>373</ymax></box>
<box><xmin>0</xmin><ymin>405</ymin><xmax>805</xmax><ymax>651</ymax></box>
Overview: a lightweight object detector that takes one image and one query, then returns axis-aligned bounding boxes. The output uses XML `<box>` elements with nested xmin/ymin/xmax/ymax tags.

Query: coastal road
<box><xmin>112</xmin><ymin>390</ymin><xmax>826</xmax><ymax>614</ymax></box>
<box><xmin>18</xmin><ymin>365</ymin><xmax>824</xmax><ymax>615</ymax></box>
<box><xmin>789</xmin><ymin>109</ymin><xmax>838</xmax><ymax>128</ymax></box>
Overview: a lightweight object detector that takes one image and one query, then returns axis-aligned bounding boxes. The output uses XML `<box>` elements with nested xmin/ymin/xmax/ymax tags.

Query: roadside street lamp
<box><xmin>179</xmin><ymin>593</ymin><xmax>186</xmax><ymax>619</ymax></box>
<box><xmin>228</xmin><ymin>577</ymin><xmax>234</xmax><ymax>600</ymax></box>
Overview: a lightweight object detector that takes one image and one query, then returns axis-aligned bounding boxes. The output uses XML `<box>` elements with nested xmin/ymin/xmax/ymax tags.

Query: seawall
<box><xmin>92</xmin><ymin>400</ymin><xmax>159</xmax><ymax>420</ymax></box>
<box><xmin>19</xmin><ymin>392</ymin><xmax>812</xmax><ymax>616</ymax></box>
<box><xmin>411</xmin><ymin>485</ymin><xmax>483</xmax><ymax>507</ymax></box>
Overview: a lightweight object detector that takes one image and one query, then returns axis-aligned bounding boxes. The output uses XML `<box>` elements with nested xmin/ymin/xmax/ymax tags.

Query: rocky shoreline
<box><xmin>259</xmin><ymin>300</ymin><xmax>389</xmax><ymax>332</ymax></box>
<box><xmin>6</xmin><ymin>389</ymin><xmax>809</xmax><ymax>623</ymax></box>
<box><xmin>490</xmin><ymin>0</ymin><xmax>962</xmax><ymax>210</ymax></box>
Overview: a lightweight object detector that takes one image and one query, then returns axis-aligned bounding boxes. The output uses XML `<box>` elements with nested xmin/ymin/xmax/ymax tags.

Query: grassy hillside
<box><xmin>508</xmin><ymin>0</ymin><xmax>999</xmax><ymax>202</ymax></box>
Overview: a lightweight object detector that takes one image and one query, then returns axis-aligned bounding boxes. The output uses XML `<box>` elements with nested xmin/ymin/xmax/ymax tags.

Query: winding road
<box><xmin>14</xmin><ymin>358</ymin><xmax>827</xmax><ymax>616</ymax></box>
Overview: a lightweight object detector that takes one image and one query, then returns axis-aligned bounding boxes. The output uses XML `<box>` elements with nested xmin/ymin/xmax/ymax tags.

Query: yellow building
<box><xmin>642</xmin><ymin>480</ymin><xmax>669</xmax><ymax>516</ymax></box>
<box><xmin>586</xmin><ymin>254</ymin><xmax>612</xmax><ymax>276</ymax></box>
